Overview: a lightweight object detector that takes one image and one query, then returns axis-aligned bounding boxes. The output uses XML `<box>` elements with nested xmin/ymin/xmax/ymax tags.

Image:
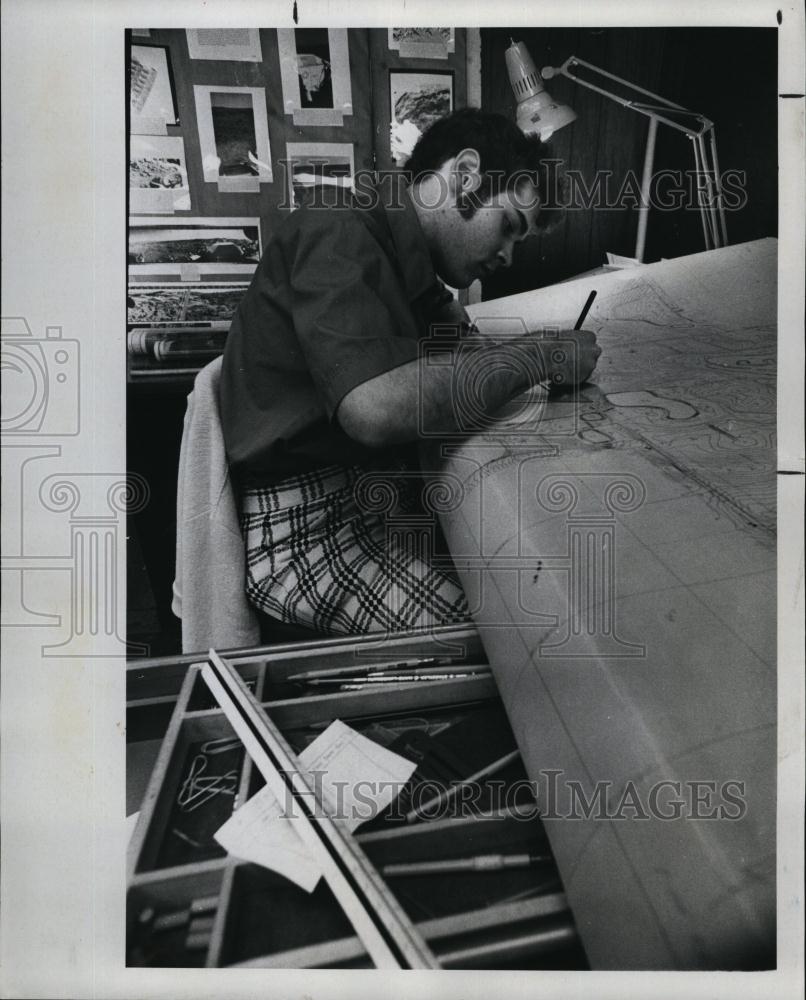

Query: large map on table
<box><xmin>440</xmin><ymin>239</ymin><xmax>778</xmax><ymax>970</ymax></box>
<box><xmin>475</xmin><ymin>237</ymin><xmax>776</xmax><ymax>535</ymax></box>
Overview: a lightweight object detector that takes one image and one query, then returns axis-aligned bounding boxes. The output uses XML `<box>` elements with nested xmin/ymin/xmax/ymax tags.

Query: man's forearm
<box><xmin>336</xmin><ymin>333</ymin><xmax>547</xmax><ymax>446</ymax></box>
<box><xmin>414</xmin><ymin>332</ymin><xmax>547</xmax><ymax>437</ymax></box>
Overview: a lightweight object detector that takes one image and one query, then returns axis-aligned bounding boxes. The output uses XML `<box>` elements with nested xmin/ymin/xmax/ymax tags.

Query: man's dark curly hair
<box><xmin>405</xmin><ymin>108</ymin><xmax>562</xmax><ymax>229</ymax></box>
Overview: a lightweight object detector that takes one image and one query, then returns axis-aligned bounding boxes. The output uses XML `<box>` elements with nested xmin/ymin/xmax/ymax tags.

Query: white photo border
<box><xmin>192</xmin><ymin>84</ymin><xmax>273</xmax><ymax>185</ymax></box>
<box><xmin>129</xmin><ymin>133</ymin><xmax>191</xmax><ymax>212</ymax></box>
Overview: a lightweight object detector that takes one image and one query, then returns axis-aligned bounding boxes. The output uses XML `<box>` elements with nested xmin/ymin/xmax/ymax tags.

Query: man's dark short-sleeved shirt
<box><xmin>219</xmin><ymin>182</ymin><xmax>457</xmax><ymax>487</ymax></box>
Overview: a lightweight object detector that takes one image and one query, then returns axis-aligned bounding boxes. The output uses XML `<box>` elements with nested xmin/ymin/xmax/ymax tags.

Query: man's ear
<box><xmin>450</xmin><ymin>147</ymin><xmax>482</xmax><ymax>197</ymax></box>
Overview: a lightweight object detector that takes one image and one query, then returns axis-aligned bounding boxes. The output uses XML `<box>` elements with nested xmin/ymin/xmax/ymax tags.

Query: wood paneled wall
<box><xmin>479</xmin><ymin>27</ymin><xmax>777</xmax><ymax>299</ymax></box>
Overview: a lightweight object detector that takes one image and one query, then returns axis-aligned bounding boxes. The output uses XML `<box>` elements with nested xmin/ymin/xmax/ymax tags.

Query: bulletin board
<box><xmin>126</xmin><ymin>27</ymin><xmax>468</xmax><ymax>381</ymax></box>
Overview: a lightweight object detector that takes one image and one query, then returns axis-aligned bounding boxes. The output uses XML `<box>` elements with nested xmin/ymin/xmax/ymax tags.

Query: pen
<box><xmin>574</xmin><ymin>289</ymin><xmax>597</xmax><ymax>330</ymax></box>
<box><xmin>381</xmin><ymin>853</ymin><xmax>551</xmax><ymax>877</ymax></box>
<box><xmin>537</xmin><ymin>289</ymin><xmax>598</xmax><ymax>392</ymax></box>
<box><xmin>303</xmin><ymin>668</ymin><xmax>490</xmax><ymax>686</ymax></box>
<box><xmin>339</xmin><ymin>674</ymin><xmax>489</xmax><ymax>691</ymax></box>
<box><xmin>406</xmin><ymin>749</ymin><xmax>521</xmax><ymax>823</ymax></box>
<box><xmin>338</xmin><ymin>674</ymin><xmax>486</xmax><ymax>690</ymax></box>
<box><xmin>286</xmin><ymin>656</ymin><xmax>459</xmax><ymax>683</ymax></box>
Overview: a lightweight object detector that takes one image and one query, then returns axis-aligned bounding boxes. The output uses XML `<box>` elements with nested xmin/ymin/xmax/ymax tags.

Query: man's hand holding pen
<box><xmin>533</xmin><ymin>288</ymin><xmax>601</xmax><ymax>388</ymax></box>
<box><xmin>534</xmin><ymin>327</ymin><xmax>602</xmax><ymax>388</ymax></box>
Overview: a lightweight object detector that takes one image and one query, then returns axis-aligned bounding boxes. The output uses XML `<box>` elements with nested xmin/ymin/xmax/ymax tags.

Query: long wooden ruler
<box><xmin>201</xmin><ymin>648</ymin><xmax>439</xmax><ymax>970</ymax></box>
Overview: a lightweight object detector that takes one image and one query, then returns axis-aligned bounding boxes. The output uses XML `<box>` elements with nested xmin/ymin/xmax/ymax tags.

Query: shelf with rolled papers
<box><xmin>128</xmin><ymin>327</ymin><xmax>229</xmax><ymax>380</ymax></box>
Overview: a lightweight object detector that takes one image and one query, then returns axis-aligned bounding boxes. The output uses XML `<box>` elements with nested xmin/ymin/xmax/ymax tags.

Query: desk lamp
<box><xmin>506</xmin><ymin>39</ymin><xmax>728</xmax><ymax>262</ymax></box>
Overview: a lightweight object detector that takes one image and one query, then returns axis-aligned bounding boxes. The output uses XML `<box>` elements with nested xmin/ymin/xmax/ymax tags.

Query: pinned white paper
<box><xmin>186</xmin><ymin>28</ymin><xmax>262</xmax><ymax>62</ymax></box>
<box><xmin>214</xmin><ymin>720</ymin><xmax>416</xmax><ymax>892</ymax></box>
<box><xmin>130</xmin><ymin>188</ymin><xmax>180</xmax><ymax>214</ymax></box>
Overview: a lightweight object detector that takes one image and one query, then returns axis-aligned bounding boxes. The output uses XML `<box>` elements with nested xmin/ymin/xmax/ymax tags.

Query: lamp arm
<box><xmin>545</xmin><ymin>56</ymin><xmax>713</xmax><ymax>135</ymax></box>
<box><xmin>549</xmin><ymin>55</ymin><xmax>686</xmax><ymax>108</ymax></box>
<box><xmin>540</xmin><ymin>53</ymin><xmax>727</xmax><ymax>259</ymax></box>
<box><xmin>628</xmin><ymin>103</ymin><xmax>714</xmax><ymax>134</ymax></box>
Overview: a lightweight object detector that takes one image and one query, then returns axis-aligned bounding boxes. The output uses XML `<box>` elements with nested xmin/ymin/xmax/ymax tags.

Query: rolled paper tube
<box><xmin>153</xmin><ymin>338</ymin><xmax>226</xmax><ymax>362</ymax></box>
<box><xmin>286</xmin><ymin>656</ymin><xmax>460</xmax><ymax>682</ymax></box>
<box><xmin>127</xmin><ymin>327</ymin><xmax>228</xmax><ymax>357</ymax></box>
<box><xmin>127</xmin><ymin>329</ymin><xmax>153</xmax><ymax>355</ymax></box>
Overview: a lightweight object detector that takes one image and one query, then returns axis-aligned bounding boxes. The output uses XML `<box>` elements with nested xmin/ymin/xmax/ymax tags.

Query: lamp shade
<box><xmin>506</xmin><ymin>39</ymin><xmax>577</xmax><ymax>141</ymax></box>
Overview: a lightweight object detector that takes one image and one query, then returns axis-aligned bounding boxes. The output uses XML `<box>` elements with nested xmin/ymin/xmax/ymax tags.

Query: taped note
<box><xmin>217</xmin><ymin>175</ymin><xmax>261</xmax><ymax>194</ymax></box>
<box><xmin>179</xmin><ymin>263</ymin><xmax>201</xmax><ymax>282</ymax></box>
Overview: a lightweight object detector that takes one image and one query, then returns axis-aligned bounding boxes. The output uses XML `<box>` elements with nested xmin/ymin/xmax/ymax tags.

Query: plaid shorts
<box><xmin>240</xmin><ymin>463</ymin><xmax>471</xmax><ymax>635</ymax></box>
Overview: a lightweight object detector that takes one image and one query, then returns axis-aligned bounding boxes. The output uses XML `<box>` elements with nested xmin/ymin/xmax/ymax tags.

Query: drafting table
<box><xmin>429</xmin><ymin>238</ymin><xmax>777</xmax><ymax>969</ymax></box>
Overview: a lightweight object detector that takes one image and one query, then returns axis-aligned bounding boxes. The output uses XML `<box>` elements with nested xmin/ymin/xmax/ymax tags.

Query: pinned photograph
<box><xmin>193</xmin><ymin>85</ymin><xmax>273</xmax><ymax>191</ymax></box>
<box><xmin>388</xmin><ymin>27</ymin><xmax>455</xmax><ymax>59</ymax></box>
<box><xmin>185</xmin><ymin>28</ymin><xmax>262</xmax><ymax>62</ymax></box>
<box><xmin>129</xmin><ymin>134</ymin><xmax>190</xmax><ymax>212</ymax></box>
<box><xmin>277</xmin><ymin>28</ymin><xmax>353</xmax><ymax>126</ymax></box>
<box><xmin>389</xmin><ymin>70</ymin><xmax>454</xmax><ymax>166</ymax></box>
<box><xmin>127</xmin><ymin>283</ymin><xmax>248</xmax><ymax>327</ymax></box>
<box><xmin>291</xmin><ymin>29</ymin><xmax>333</xmax><ymax>108</ymax></box>
<box><xmin>284</xmin><ymin>142</ymin><xmax>354</xmax><ymax>210</ymax></box>
<box><xmin>128</xmin><ymin>218</ymin><xmax>262</xmax><ymax>278</ymax></box>
<box><xmin>130</xmin><ymin>44</ymin><xmax>178</xmax><ymax>133</ymax></box>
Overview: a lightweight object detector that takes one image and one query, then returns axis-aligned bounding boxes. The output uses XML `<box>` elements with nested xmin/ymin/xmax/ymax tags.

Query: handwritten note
<box><xmin>214</xmin><ymin>720</ymin><xmax>416</xmax><ymax>892</ymax></box>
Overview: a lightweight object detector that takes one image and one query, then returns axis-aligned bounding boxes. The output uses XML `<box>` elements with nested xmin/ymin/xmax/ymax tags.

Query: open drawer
<box><xmin>126</xmin><ymin>627</ymin><xmax>588</xmax><ymax>969</ymax></box>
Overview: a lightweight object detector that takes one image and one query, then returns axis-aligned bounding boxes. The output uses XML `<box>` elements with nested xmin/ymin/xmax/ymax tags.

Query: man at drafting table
<box><xmin>219</xmin><ymin>109</ymin><xmax>600</xmax><ymax>635</ymax></box>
